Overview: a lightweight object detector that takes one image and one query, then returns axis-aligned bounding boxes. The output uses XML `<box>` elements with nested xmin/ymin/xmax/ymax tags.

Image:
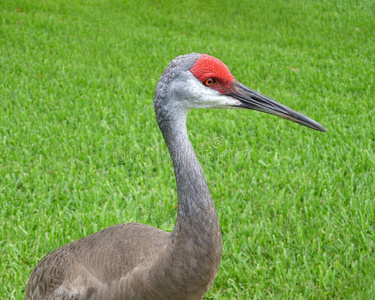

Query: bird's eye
<box><xmin>203</xmin><ymin>78</ymin><xmax>216</xmax><ymax>87</ymax></box>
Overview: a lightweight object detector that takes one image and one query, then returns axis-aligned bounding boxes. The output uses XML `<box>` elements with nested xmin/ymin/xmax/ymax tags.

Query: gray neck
<box><xmin>158</xmin><ymin>109</ymin><xmax>220</xmax><ymax>240</ymax></box>
<box><xmin>147</xmin><ymin>107</ymin><xmax>222</xmax><ymax>297</ymax></box>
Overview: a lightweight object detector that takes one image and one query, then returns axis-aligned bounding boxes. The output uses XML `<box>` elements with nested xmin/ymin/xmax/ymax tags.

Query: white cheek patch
<box><xmin>208</xmin><ymin>95</ymin><xmax>242</xmax><ymax>109</ymax></box>
<box><xmin>171</xmin><ymin>72</ymin><xmax>241</xmax><ymax>109</ymax></box>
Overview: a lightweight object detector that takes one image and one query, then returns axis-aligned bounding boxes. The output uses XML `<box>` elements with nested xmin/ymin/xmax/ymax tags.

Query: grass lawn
<box><xmin>1</xmin><ymin>0</ymin><xmax>375</xmax><ymax>298</ymax></box>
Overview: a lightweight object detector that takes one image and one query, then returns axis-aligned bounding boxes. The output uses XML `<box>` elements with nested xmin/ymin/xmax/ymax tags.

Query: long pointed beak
<box><xmin>228</xmin><ymin>81</ymin><xmax>326</xmax><ymax>132</ymax></box>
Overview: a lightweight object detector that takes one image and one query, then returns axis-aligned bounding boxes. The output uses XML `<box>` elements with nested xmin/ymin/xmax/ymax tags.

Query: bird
<box><xmin>25</xmin><ymin>53</ymin><xmax>326</xmax><ymax>300</ymax></box>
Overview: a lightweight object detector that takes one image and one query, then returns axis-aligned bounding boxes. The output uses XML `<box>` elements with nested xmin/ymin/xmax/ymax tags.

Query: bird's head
<box><xmin>154</xmin><ymin>53</ymin><xmax>326</xmax><ymax>132</ymax></box>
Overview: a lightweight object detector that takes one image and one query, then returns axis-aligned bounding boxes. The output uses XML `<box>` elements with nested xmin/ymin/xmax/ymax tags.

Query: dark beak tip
<box><xmin>309</xmin><ymin>120</ymin><xmax>327</xmax><ymax>133</ymax></box>
<box><xmin>301</xmin><ymin>119</ymin><xmax>327</xmax><ymax>133</ymax></box>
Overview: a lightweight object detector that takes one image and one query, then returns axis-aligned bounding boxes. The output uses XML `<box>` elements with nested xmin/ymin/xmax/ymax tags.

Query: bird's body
<box><xmin>26</xmin><ymin>222</ymin><xmax>219</xmax><ymax>299</ymax></box>
<box><xmin>25</xmin><ymin>53</ymin><xmax>325</xmax><ymax>300</ymax></box>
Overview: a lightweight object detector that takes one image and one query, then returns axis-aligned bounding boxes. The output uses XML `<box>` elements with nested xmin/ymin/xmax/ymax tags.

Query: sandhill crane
<box><xmin>25</xmin><ymin>53</ymin><xmax>326</xmax><ymax>299</ymax></box>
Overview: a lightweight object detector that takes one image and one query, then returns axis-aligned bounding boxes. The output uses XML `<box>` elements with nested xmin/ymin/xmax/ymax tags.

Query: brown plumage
<box><xmin>25</xmin><ymin>53</ymin><xmax>325</xmax><ymax>300</ymax></box>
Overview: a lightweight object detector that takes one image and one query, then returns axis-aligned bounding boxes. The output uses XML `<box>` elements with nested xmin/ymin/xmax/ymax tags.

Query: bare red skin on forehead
<box><xmin>190</xmin><ymin>54</ymin><xmax>235</xmax><ymax>94</ymax></box>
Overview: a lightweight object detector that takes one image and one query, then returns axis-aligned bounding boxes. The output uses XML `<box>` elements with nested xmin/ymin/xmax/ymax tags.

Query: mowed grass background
<box><xmin>1</xmin><ymin>0</ymin><xmax>374</xmax><ymax>298</ymax></box>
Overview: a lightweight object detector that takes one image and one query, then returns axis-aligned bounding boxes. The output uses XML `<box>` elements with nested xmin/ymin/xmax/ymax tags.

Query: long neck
<box><xmin>149</xmin><ymin>108</ymin><xmax>222</xmax><ymax>298</ymax></box>
<box><xmin>160</xmin><ymin>111</ymin><xmax>220</xmax><ymax>241</ymax></box>
<box><xmin>122</xmin><ymin>98</ymin><xmax>223</xmax><ymax>299</ymax></box>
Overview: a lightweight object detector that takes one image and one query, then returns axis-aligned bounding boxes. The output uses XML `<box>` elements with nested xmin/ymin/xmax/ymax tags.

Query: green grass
<box><xmin>1</xmin><ymin>0</ymin><xmax>374</xmax><ymax>298</ymax></box>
